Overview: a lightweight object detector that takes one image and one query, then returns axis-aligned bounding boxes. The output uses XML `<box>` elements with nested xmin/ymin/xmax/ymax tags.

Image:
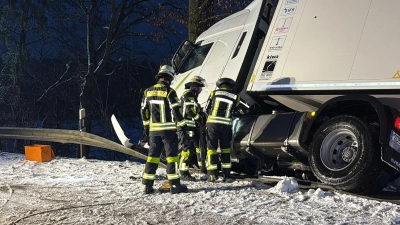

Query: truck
<box><xmin>170</xmin><ymin>0</ymin><xmax>400</xmax><ymax>193</ymax></box>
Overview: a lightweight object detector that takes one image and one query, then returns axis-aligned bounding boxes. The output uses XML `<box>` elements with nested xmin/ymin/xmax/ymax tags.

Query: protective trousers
<box><xmin>142</xmin><ymin>131</ymin><xmax>180</xmax><ymax>187</ymax></box>
<box><xmin>206</xmin><ymin>124</ymin><xmax>232</xmax><ymax>176</ymax></box>
<box><xmin>178</xmin><ymin>129</ymin><xmax>200</xmax><ymax>176</ymax></box>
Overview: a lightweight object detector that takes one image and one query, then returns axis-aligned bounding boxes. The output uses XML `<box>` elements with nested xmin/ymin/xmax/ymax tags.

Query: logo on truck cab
<box><xmin>285</xmin><ymin>0</ymin><xmax>299</xmax><ymax>5</ymax></box>
<box><xmin>275</xmin><ymin>18</ymin><xmax>293</xmax><ymax>33</ymax></box>
<box><xmin>282</xmin><ymin>7</ymin><xmax>297</xmax><ymax>15</ymax></box>
<box><xmin>267</xmin><ymin>55</ymin><xmax>279</xmax><ymax>60</ymax></box>
<box><xmin>260</xmin><ymin>55</ymin><xmax>279</xmax><ymax>80</ymax></box>
<box><xmin>269</xmin><ymin>36</ymin><xmax>286</xmax><ymax>51</ymax></box>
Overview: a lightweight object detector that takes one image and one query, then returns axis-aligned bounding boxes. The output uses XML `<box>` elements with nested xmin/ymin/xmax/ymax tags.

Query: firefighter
<box><xmin>204</xmin><ymin>77</ymin><xmax>248</xmax><ymax>182</ymax></box>
<box><xmin>140</xmin><ymin>65</ymin><xmax>188</xmax><ymax>194</ymax></box>
<box><xmin>178</xmin><ymin>76</ymin><xmax>207</xmax><ymax>181</ymax></box>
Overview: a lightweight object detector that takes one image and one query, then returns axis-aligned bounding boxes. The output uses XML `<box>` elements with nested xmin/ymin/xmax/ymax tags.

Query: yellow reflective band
<box><xmin>225</xmin><ymin>102</ymin><xmax>232</xmax><ymax>118</ymax></box>
<box><xmin>143</xmin><ymin>120</ymin><xmax>150</xmax><ymax>126</ymax></box>
<box><xmin>207</xmin><ymin>149</ymin><xmax>217</xmax><ymax>155</ymax></box>
<box><xmin>211</xmin><ymin>100</ymin><xmax>220</xmax><ymax>116</ymax></box>
<box><xmin>207</xmin><ymin>165</ymin><xmax>218</xmax><ymax>170</ymax></box>
<box><xmin>143</xmin><ymin>173</ymin><xmax>156</xmax><ymax>180</ymax></box>
<box><xmin>185</xmin><ymin>102</ymin><xmax>195</xmax><ymax>106</ymax></box>
<box><xmin>179</xmin><ymin>163</ymin><xmax>189</xmax><ymax>171</ymax></box>
<box><xmin>208</xmin><ymin>115</ymin><xmax>231</xmax><ymax>121</ymax></box>
<box><xmin>221</xmin><ymin>148</ymin><xmax>230</xmax><ymax>153</ymax></box>
<box><xmin>185</xmin><ymin>120</ymin><xmax>196</xmax><ymax>127</ymax></box>
<box><xmin>150</xmin><ymin>126</ymin><xmax>177</xmax><ymax>131</ymax></box>
<box><xmin>151</xmin><ymin>122</ymin><xmax>176</xmax><ymax>127</ymax></box>
<box><xmin>171</xmin><ymin>102</ymin><xmax>181</xmax><ymax>108</ymax></box>
<box><xmin>160</xmin><ymin>103</ymin><xmax>166</xmax><ymax>123</ymax></box>
<box><xmin>177</xmin><ymin>120</ymin><xmax>186</xmax><ymax>126</ymax></box>
<box><xmin>147</xmin><ymin>156</ymin><xmax>160</xmax><ymax>164</ymax></box>
<box><xmin>196</xmin><ymin>148</ymin><xmax>201</xmax><ymax>153</ymax></box>
<box><xmin>167</xmin><ymin>156</ymin><xmax>179</xmax><ymax>163</ymax></box>
<box><xmin>221</xmin><ymin>163</ymin><xmax>231</xmax><ymax>168</ymax></box>
<box><xmin>149</xmin><ymin>122</ymin><xmax>177</xmax><ymax>131</ymax></box>
<box><xmin>181</xmin><ymin>150</ymin><xmax>190</xmax><ymax>161</ymax></box>
<box><xmin>206</xmin><ymin>119</ymin><xmax>232</xmax><ymax>125</ymax></box>
<box><xmin>193</xmin><ymin>114</ymin><xmax>200</xmax><ymax>120</ymax></box>
<box><xmin>147</xmin><ymin>90</ymin><xmax>167</xmax><ymax>97</ymax></box>
<box><xmin>197</xmin><ymin>161</ymin><xmax>202</xmax><ymax>166</ymax></box>
<box><xmin>167</xmin><ymin>174</ymin><xmax>180</xmax><ymax>180</ymax></box>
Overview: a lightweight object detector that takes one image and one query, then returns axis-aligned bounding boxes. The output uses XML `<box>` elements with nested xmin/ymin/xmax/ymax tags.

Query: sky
<box><xmin>1</xmin><ymin>152</ymin><xmax>400</xmax><ymax>225</ymax></box>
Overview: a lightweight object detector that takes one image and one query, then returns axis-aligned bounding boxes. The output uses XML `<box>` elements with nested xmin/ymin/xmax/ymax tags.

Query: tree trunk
<box><xmin>188</xmin><ymin>0</ymin><xmax>197</xmax><ymax>42</ymax></box>
<box><xmin>79</xmin><ymin>1</ymin><xmax>98</xmax><ymax>158</ymax></box>
<box><xmin>188</xmin><ymin>0</ymin><xmax>214</xmax><ymax>42</ymax></box>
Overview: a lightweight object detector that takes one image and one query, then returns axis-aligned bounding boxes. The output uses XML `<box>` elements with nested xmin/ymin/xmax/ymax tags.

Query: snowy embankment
<box><xmin>1</xmin><ymin>152</ymin><xmax>400</xmax><ymax>225</ymax></box>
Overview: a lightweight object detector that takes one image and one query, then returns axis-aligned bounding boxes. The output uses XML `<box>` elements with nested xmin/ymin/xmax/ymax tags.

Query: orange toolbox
<box><xmin>24</xmin><ymin>144</ymin><xmax>55</xmax><ymax>162</ymax></box>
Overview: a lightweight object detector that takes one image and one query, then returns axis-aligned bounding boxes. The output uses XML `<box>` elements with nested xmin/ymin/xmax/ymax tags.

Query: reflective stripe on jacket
<box><xmin>205</xmin><ymin>88</ymin><xmax>241</xmax><ymax>125</ymax></box>
<box><xmin>180</xmin><ymin>90</ymin><xmax>201</xmax><ymax>128</ymax></box>
<box><xmin>141</xmin><ymin>81</ymin><xmax>185</xmax><ymax>133</ymax></box>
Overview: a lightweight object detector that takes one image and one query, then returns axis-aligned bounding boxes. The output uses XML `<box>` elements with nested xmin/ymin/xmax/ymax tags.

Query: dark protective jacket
<box><xmin>180</xmin><ymin>89</ymin><xmax>202</xmax><ymax>130</ymax></box>
<box><xmin>141</xmin><ymin>81</ymin><xmax>186</xmax><ymax>135</ymax></box>
<box><xmin>205</xmin><ymin>87</ymin><xmax>247</xmax><ymax>125</ymax></box>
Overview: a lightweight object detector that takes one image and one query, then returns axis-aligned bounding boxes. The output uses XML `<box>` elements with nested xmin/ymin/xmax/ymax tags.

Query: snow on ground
<box><xmin>1</xmin><ymin>152</ymin><xmax>400</xmax><ymax>225</ymax></box>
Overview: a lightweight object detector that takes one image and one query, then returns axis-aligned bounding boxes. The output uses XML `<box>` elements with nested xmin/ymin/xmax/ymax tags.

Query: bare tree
<box><xmin>57</xmin><ymin>0</ymin><xmax>182</xmax><ymax>157</ymax></box>
<box><xmin>187</xmin><ymin>0</ymin><xmax>253</xmax><ymax>41</ymax></box>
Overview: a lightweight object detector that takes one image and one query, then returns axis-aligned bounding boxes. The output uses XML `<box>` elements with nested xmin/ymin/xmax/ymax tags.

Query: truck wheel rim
<box><xmin>320</xmin><ymin>129</ymin><xmax>358</xmax><ymax>171</ymax></box>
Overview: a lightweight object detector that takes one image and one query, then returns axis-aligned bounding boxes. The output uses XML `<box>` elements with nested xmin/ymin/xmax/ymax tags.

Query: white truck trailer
<box><xmin>170</xmin><ymin>0</ymin><xmax>400</xmax><ymax>193</ymax></box>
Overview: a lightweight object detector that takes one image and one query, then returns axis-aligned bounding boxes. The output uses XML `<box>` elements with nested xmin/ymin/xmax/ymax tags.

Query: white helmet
<box><xmin>155</xmin><ymin>65</ymin><xmax>175</xmax><ymax>81</ymax></box>
<box><xmin>185</xmin><ymin>75</ymin><xmax>206</xmax><ymax>89</ymax></box>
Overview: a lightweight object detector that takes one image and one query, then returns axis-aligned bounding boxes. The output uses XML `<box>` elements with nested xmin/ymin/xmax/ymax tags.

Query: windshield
<box><xmin>177</xmin><ymin>43</ymin><xmax>213</xmax><ymax>73</ymax></box>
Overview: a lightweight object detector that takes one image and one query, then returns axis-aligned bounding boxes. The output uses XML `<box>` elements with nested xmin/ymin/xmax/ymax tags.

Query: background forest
<box><xmin>0</xmin><ymin>0</ymin><xmax>253</xmax><ymax>160</ymax></box>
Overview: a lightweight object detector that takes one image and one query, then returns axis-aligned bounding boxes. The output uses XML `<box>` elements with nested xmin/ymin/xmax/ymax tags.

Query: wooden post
<box><xmin>79</xmin><ymin>108</ymin><xmax>88</xmax><ymax>158</ymax></box>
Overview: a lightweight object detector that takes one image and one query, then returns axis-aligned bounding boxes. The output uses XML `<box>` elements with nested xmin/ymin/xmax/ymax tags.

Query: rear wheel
<box><xmin>309</xmin><ymin>115</ymin><xmax>391</xmax><ymax>194</ymax></box>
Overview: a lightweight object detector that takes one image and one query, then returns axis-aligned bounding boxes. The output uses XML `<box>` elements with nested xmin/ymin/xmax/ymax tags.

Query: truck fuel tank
<box><xmin>232</xmin><ymin>111</ymin><xmax>310</xmax><ymax>163</ymax></box>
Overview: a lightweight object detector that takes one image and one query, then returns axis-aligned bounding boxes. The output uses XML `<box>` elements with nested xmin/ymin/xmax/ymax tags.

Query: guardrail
<box><xmin>0</xmin><ymin>127</ymin><xmax>166</xmax><ymax>167</ymax></box>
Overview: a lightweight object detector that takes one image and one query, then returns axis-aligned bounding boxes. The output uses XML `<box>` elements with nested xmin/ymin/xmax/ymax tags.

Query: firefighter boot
<box><xmin>222</xmin><ymin>173</ymin><xmax>234</xmax><ymax>183</ymax></box>
<box><xmin>180</xmin><ymin>171</ymin><xmax>196</xmax><ymax>181</ymax></box>
<box><xmin>170</xmin><ymin>183</ymin><xmax>188</xmax><ymax>194</ymax></box>
<box><xmin>207</xmin><ymin>174</ymin><xmax>218</xmax><ymax>182</ymax></box>
<box><xmin>143</xmin><ymin>185</ymin><xmax>155</xmax><ymax>194</ymax></box>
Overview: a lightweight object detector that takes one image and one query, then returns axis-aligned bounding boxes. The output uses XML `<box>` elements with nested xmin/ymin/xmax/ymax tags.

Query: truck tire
<box><xmin>309</xmin><ymin>115</ymin><xmax>391</xmax><ymax>194</ymax></box>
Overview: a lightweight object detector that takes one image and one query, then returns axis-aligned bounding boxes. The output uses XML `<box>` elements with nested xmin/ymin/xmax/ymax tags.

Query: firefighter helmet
<box><xmin>185</xmin><ymin>75</ymin><xmax>206</xmax><ymax>89</ymax></box>
<box><xmin>216</xmin><ymin>77</ymin><xmax>235</xmax><ymax>89</ymax></box>
<box><xmin>155</xmin><ymin>65</ymin><xmax>175</xmax><ymax>81</ymax></box>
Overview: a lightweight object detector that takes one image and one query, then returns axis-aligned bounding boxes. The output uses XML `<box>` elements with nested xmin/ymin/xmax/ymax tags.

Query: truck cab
<box><xmin>171</xmin><ymin>0</ymin><xmax>400</xmax><ymax>194</ymax></box>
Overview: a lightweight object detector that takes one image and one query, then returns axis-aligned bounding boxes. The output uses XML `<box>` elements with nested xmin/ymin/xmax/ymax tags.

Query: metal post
<box><xmin>79</xmin><ymin>108</ymin><xmax>86</xmax><ymax>158</ymax></box>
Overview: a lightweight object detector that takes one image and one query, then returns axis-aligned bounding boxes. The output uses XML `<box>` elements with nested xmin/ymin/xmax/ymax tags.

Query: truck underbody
<box><xmin>228</xmin><ymin>93</ymin><xmax>400</xmax><ymax>194</ymax></box>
